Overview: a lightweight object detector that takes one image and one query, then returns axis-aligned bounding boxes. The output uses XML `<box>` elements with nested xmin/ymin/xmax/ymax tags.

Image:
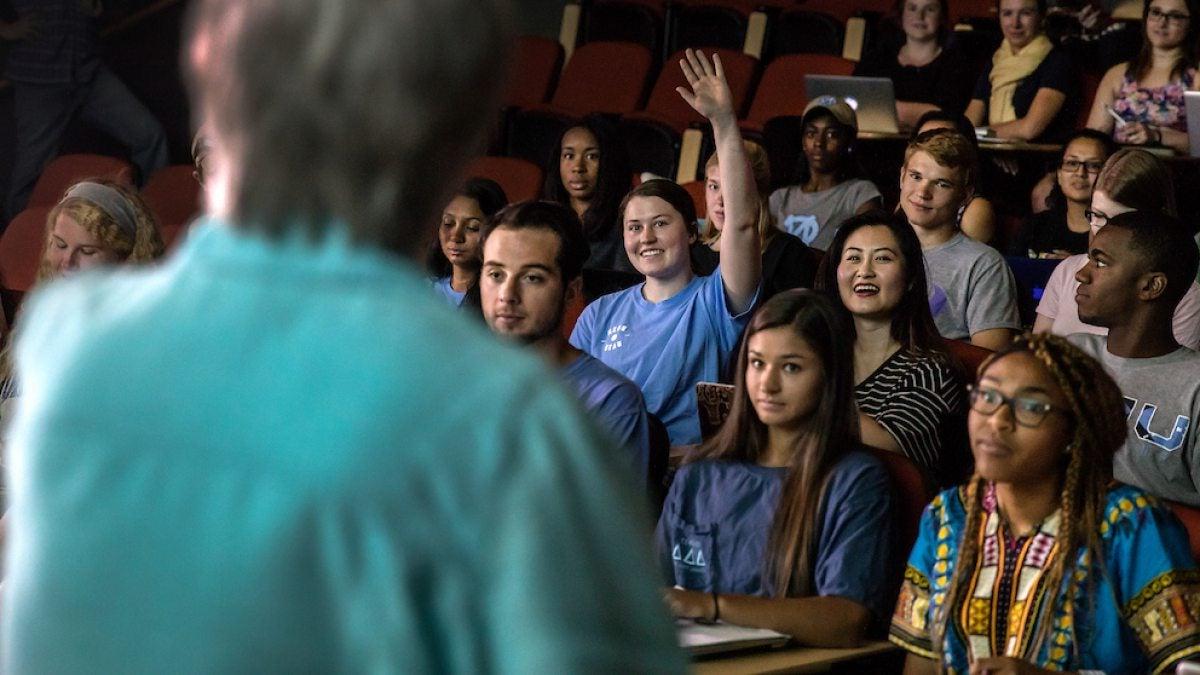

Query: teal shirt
<box><xmin>2</xmin><ymin>219</ymin><xmax>685</xmax><ymax>673</ymax></box>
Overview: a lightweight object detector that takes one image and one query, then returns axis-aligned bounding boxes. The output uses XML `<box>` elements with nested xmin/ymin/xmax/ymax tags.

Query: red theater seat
<box><xmin>27</xmin><ymin>154</ymin><xmax>135</xmax><ymax>208</ymax></box>
<box><xmin>466</xmin><ymin>156</ymin><xmax>545</xmax><ymax>203</ymax></box>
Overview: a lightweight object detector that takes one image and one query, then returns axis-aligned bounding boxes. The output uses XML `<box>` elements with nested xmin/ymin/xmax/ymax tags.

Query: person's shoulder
<box><xmin>1041</xmin><ymin>45</ymin><xmax>1075</xmax><ymax>69</ymax></box>
<box><xmin>928</xmin><ymin>485</ymin><xmax>968</xmax><ymax>521</ymax></box>
<box><xmin>842</xmin><ymin>178</ymin><xmax>881</xmax><ymax>195</ymax></box>
<box><xmin>830</xmin><ymin>447</ymin><xmax>891</xmax><ymax>488</ymax></box>
<box><xmin>15</xmin><ymin>264</ymin><xmax>173</xmax><ymax>369</ymax></box>
<box><xmin>673</xmin><ymin>458</ymin><xmax>757</xmax><ymax>490</ymax></box>
<box><xmin>1065</xmin><ymin>331</ymin><xmax>1106</xmax><ymax>354</ymax></box>
<box><xmin>582</xmin><ymin>284</ymin><xmax>642</xmax><ymax>319</ymax></box>
<box><xmin>1098</xmin><ymin>484</ymin><xmax>1174</xmax><ymax>541</ymax></box>
<box><xmin>1104</xmin><ymin>60</ymin><xmax>1130</xmax><ymax>85</ymax></box>
<box><xmin>892</xmin><ymin>348</ymin><xmax>959</xmax><ymax>383</ymax></box>
<box><xmin>943</xmin><ymin>233</ymin><xmax>1005</xmax><ymax>268</ymax></box>
<box><xmin>564</xmin><ymin>354</ymin><xmax>646</xmax><ymax>405</ymax></box>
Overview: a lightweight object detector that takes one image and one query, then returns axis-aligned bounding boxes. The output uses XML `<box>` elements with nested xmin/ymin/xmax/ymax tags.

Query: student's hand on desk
<box><xmin>663</xmin><ymin>587</ymin><xmax>717</xmax><ymax>621</ymax></box>
<box><xmin>968</xmin><ymin>657</ymin><xmax>1060</xmax><ymax>675</ymax></box>
<box><xmin>676</xmin><ymin>49</ymin><xmax>736</xmax><ymax>123</ymax></box>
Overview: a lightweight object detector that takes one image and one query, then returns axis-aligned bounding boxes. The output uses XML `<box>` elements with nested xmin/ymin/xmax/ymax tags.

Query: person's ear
<box><xmin>565</xmin><ymin>275</ymin><xmax>583</xmax><ymax>306</ymax></box>
<box><xmin>1138</xmin><ymin>271</ymin><xmax>1170</xmax><ymax>302</ymax></box>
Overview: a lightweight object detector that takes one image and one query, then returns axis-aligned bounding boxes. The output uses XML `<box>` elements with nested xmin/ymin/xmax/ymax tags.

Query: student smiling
<box><xmin>571</xmin><ymin>50</ymin><xmax>761</xmax><ymax>445</ymax></box>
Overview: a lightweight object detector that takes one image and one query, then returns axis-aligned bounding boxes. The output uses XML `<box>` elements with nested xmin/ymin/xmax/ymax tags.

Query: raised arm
<box><xmin>677</xmin><ymin>49</ymin><xmax>760</xmax><ymax>315</ymax></box>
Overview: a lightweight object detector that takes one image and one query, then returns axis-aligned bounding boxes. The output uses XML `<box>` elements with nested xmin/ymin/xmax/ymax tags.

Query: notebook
<box><xmin>696</xmin><ymin>382</ymin><xmax>736</xmax><ymax>440</ymax></box>
<box><xmin>677</xmin><ymin>620</ymin><xmax>790</xmax><ymax>656</ymax></box>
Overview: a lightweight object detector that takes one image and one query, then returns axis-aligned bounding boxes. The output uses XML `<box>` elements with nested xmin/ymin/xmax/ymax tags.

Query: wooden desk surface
<box><xmin>692</xmin><ymin>640</ymin><xmax>900</xmax><ymax>675</ymax></box>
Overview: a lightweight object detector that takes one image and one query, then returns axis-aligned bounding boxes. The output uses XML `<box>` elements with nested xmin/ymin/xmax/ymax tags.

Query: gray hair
<box><xmin>184</xmin><ymin>0</ymin><xmax>513</xmax><ymax>255</ymax></box>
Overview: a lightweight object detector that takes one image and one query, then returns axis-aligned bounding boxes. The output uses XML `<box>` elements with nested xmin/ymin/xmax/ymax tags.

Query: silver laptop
<box><xmin>804</xmin><ymin>75</ymin><xmax>900</xmax><ymax>134</ymax></box>
<box><xmin>1186</xmin><ymin>91</ymin><xmax>1200</xmax><ymax>157</ymax></box>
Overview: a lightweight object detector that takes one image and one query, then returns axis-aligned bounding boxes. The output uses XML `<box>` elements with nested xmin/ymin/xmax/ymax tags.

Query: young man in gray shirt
<box><xmin>899</xmin><ymin>129</ymin><xmax>1020</xmax><ymax>351</ymax></box>
<box><xmin>1069</xmin><ymin>210</ymin><xmax>1200</xmax><ymax>506</ymax></box>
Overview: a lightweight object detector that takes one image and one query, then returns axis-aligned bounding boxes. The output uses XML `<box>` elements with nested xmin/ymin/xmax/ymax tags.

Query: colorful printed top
<box><xmin>1112</xmin><ymin>68</ymin><xmax>1197</xmax><ymax>143</ymax></box>
<box><xmin>890</xmin><ymin>482</ymin><xmax>1200</xmax><ymax>673</ymax></box>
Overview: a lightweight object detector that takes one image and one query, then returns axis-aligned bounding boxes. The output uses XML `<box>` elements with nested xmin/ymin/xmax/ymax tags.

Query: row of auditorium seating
<box><xmin>572</xmin><ymin>0</ymin><xmax>1000</xmax><ymax>64</ymax></box>
<box><xmin>505</xmin><ymin>36</ymin><xmax>864</xmax><ymax>179</ymax></box>
<box><xmin>0</xmin><ymin>155</ymin><xmax>201</xmax><ymax>322</ymax></box>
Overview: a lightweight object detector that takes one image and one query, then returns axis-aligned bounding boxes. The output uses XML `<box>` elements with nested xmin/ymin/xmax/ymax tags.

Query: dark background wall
<box><xmin>0</xmin><ymin>0</ymin><xmax>568</xmax><ymax>212</ymax></box>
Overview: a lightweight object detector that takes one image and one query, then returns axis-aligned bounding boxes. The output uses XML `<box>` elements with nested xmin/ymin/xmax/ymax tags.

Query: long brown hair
<box><xmin>932</xmin><ymin>333</ymin><xmax>1127</xmax><ymax>663</ymax></box>
<box><xmin>688</xmin><ymin>290</ymin><xmax>860</xmax><ymax>597</ymax></box>
<box><xmin>1129</xmin><ymin>0</ymin><xmax>1200</xmax><ymax>82</ymax></box>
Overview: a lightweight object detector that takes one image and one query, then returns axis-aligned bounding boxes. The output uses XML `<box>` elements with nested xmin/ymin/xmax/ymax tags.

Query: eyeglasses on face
<box><xmin>1148</xmin><ymin>7</ymin><xmax>1190</xmax><ymax>24</ymax></box>
<box><xmin>1060</xmin><ymin>159</ymin><xmax>1105</xmax><ymax>175</ymax></box>
<box><xmin>967</xmin><ymin>385</ymin><xmax>1066</xmax><ymax>428</ymax></box>
<box><xmin>1084</xmin><ymin>209</ymin><xmax>1109</xmax><ymax>227</ymax></box>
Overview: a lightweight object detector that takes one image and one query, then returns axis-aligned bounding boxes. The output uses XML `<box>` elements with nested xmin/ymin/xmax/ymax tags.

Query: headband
<box><xmin>62</xmin><ymin>182</ymin><xmax>139</xmax><ymax>239</ymax></box>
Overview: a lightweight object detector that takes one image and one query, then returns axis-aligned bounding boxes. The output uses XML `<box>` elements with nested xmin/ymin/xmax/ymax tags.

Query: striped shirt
<box><xmin>855</xmin><ymin>348</ymin><xmax>966</xmax><ymax>485</ymax></box>
<box><xmin>6</xmin><ymin>0</ymin><xmax>99</xmax><ymax>85</ymax></box>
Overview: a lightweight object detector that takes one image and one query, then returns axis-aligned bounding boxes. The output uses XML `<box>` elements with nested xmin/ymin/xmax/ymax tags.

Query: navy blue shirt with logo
<box><xmin>655</xmin><ymin>450</ymin><xmax>895</xmax><ymax>620</ymax></box>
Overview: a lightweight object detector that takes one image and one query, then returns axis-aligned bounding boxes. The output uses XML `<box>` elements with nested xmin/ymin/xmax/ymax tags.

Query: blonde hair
<box><xmin>903</xmin><ymin>128</ymin><xmax>978</xmax><ymax>192</ymax></box>
<box><xmin>37</xmin><ymin>178</ymin><xmax>165</xmax><ymax>282</ymax></box>
<box><xmin>700</xmin><ymin>140</ymin><xmax>777</xmax><ymax>247</ymax></box>
<box><xmin>1093</xmin><ymin>148</ymin><xmax>1177</xmax><ymax>216</ymax></box>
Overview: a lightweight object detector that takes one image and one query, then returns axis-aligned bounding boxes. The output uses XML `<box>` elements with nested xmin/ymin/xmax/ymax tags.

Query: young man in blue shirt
<box><xmin>480</xmin><ymin>200</ymin><xmax>656</xmax><ymax>491</ymax></box>
<box><xmin>1</xmin><ymin>1</ymin><xmax>685</xmax><ymax>671</ymax></box>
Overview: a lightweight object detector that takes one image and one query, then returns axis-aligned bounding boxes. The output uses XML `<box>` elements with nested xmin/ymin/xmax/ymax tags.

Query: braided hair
<box><xmin>932</xmin><ymin>333</ymin><xmax>1127</xmax><ymax>664</ymax></box>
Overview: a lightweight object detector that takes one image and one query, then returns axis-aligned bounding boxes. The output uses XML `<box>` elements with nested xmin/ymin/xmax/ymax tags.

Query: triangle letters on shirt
<box><xmin>683</xmin><ymin>548</ymin><xmax>697</xmax><ymax>566</ymax></box>
<box><xmin>673</xmin><ymin>544</ymin><xmax>682</xmax><ymax>561</ymax></box>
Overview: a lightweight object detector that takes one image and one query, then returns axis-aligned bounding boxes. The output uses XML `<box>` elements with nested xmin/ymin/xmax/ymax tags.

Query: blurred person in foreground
<box><xmin>0</xmin><ymin>0</ymin><xmax>685</xmax><ymax>671</ymax></box>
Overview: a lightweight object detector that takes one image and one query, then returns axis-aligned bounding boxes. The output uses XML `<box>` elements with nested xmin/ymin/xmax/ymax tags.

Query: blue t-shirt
<box><xmin>655</xmin><ymin>450</ymin><xmax>895</xmax><ymax>620</ymax></box>
<box><xmin>432</xmin><ymin>275</ymin><xmax>467</xmax><ymax>306</ymax></box>
<box><xmin>2</xmin><ymin>219</ymin><xmax>686</xmax><ymax>673</ymax></box>
<box><xmin>569</xmin><ymin>268</ymin><xmax>755</xmax><ymax>445</ymax></box>
<box><xmin>560</xmin><ymin>353</ymin><xmax>652</xmax><ymax>487</ymax></box>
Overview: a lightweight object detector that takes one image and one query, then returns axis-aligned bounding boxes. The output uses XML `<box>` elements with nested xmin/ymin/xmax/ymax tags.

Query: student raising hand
<box><xmin>676</xmin><ymin>49</ymin><xmax>736</xmax><ymax>125</ymax></box>
<box><xmin>675</xmin><ymin>48</ymin><xmax>760</xmax><ymax>316</ymax></box>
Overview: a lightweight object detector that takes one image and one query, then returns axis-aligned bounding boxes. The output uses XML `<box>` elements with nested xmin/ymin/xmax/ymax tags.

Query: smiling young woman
<box><xmin>819</xmin><ymin>210</ymin><xmax>968</xmax><ymax>486</ymax></box>
<box><xmin>570</xmin><ymin>50</ymin><xmax>761</xmax><ymax>446</ymax></box>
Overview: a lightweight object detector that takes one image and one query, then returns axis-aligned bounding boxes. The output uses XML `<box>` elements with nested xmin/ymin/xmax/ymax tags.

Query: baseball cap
<box><xmin>802</xmin><ymin>96</ymin><xmax>858</xmax><ymax>133</ymax></box>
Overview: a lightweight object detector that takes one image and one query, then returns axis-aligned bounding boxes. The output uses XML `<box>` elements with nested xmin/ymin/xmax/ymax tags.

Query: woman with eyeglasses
<box><xmin>1033</xmin><ymin>148</ymin><xmax>1200</xmax><ymax>348</ymax></box>
<box><xmin>891</xmin><ymin>333</ymin><xmax>1200</xmax><ymax>674</ymax></box>
<box><xmin>1011</xmin><ymin>130</ymin><xmax>1116</xmax><ymax>259</ymax></box>
<box><xmin>1086</xmin><ymin>0</ymin><xmax>1200</xmax><ymax>154</ymax></box>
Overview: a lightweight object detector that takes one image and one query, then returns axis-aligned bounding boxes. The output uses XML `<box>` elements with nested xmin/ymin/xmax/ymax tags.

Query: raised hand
<box><xmin>675</xmin><ymin>49</ymin><xmax>735</xmax><ymax>124</ymax></box>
